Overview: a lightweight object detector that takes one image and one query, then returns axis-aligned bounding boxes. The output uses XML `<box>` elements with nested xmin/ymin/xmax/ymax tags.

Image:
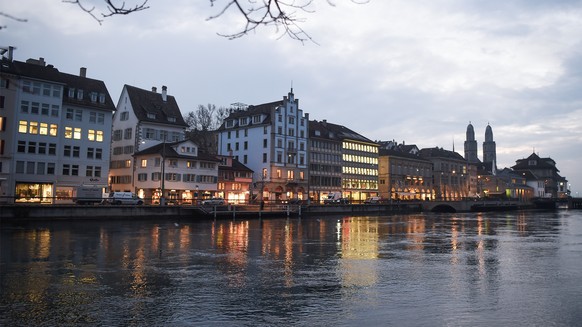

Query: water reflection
<box><xmin>2</xmin><ymin>211</ymin><xmax>581</xmax><ymax>326</ymax></box>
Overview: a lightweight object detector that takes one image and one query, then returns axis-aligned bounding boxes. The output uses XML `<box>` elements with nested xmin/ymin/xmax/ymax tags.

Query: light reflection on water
<box><xmin>2</xmin><ymin>211</ymin><xmax>582</xmax><ymax>326</ymax></box>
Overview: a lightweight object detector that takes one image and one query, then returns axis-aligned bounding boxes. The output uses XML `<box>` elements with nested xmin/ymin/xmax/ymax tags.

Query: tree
<box><xmin>184</xmin><ymin>104</ymin><xmax>230</xmax><ymax>154</ymax></box>
<box><xmin>1</xmin><ymin>1</ymin><xmax>367</xmax><ymax>43</ymax></box>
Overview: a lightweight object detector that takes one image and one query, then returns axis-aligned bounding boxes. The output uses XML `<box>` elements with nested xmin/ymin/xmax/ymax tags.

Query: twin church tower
<box><xmin>464</xmin><ymin>122</ymin><xmax>497</xmax><ymax>170</ymax></box>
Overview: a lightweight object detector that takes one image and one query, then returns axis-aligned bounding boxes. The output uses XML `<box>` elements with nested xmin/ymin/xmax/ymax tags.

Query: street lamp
<box><xmin>159</xmin><ymin>138</ymin><xmax>166</xmax><ymax>206</ymax></box>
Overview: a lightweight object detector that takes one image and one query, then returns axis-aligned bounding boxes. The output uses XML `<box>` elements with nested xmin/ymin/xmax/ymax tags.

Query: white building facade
<box><xmin>0</xmin><ymin>53</ymin><xmax>115</xmax><ymax>203</ymax></box>
<box><xmin>133</xmin><ymin>139</ymin><xmax>220</xmax><ymax>204</ymax></box>
<box><xmin>217</xmin><ymin>89</ymin><xmax>309</xmax><ymax>203</ymax></box>
<box><xmin>109</xmin><ymin>84</ymin><xmax>188</xmax><ymax>197</ymax></box>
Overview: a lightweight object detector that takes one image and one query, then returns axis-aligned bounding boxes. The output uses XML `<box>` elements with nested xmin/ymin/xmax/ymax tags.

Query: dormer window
<box><xmin>528</xmin><ymin>160</ymin><xmax>537</xmax><ymax>166</ymax></box>
<box><xmin>147</xmin><ymin>113</ymin><xmax>156</xmax><ymax>119</ymax></box>
<box><xmin>167</xmin><ymin>117</ymin><xmax>176</xmax><ymax>123</ymax></box>
<box><xmin>90</xmin><ymin>92</ymin><xmax>97</xmax><ymax>102</ymax></box>
<box><xmin>253</xmin><ymin>115</ymin><xmax>261</xmax><ymax>124</ymax></box>
<box><xmin>68</xmin><ymin>88</ymin><xmax>75</xmax><ymax>98</ymax></box>
<box><xmin>226</xmin><ymin>120</ymin><xmax>234</xmax><ymax>128</ymax></box>
<box><xmin>77</xmin><ymin>89</ymin><xmax>83</xmax><ymax>100</ymax></box>
<box><xmin>99</xmin><ymin>93</ymin><xmax>105</xmax><ymax>103</ymax></box>
<box><xmin>315</xmin><ymin>130</ymin><xmax>321</xmax><ymax>136</ymax></box>
<box><xmin>239</xmin><ymin>117</ymin><xmax>248</xmax><ymax>125</ymax></box>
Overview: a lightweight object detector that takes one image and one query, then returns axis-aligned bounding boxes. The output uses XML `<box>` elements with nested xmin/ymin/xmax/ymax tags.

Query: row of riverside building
<box><xmin>0</xmin><ymin>51</ymin><xmax>570</xmax><ymax>205</ymax></box>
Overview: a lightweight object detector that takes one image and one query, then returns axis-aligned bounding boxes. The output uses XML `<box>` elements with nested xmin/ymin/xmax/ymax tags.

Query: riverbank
<box><xmin>0</xmin><ymin>203</ymin><xmax>424</xmax><ymax>221</ymax></box>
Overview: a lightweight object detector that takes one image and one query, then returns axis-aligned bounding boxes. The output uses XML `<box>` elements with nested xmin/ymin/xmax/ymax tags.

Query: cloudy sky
<box><xmin>4</xmin><ymin>0</ymin><xmax>582</xmax><ymax>195</ymax></box>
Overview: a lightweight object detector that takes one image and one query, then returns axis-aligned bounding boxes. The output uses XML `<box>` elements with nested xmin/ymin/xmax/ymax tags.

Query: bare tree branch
<box><xmin>0</xmin><ymin>12</ymin><xmax>28</xmax><ymax>30</ymax></box>
<box><xmin>3</xmin><ymin>0</ymin><xmax>368</xmax><ymax>43</ymax></box>
<box><xmin>62</xmin><ymin>0</ymin><xmax>149</xmax><ymax>24</ymax></box>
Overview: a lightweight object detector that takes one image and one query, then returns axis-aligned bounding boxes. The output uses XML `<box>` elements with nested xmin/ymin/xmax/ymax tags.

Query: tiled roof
<box><xmin>2</xmin><ymin>58</ymin><xmax>116</xmax><ymax>111</ymax></box>
<box><xmin>512</xmin><ymin>152</ymin><xmax>558</xmax><ymax>171</ymax></box>
<box><xmin>217</xmin><ymin>100</ymin><xmax>282</xmax><ymax>130</ymax></box>
<box><xmin>310</xmin><ymin>120</ymin><xmax>375</xmax><ymax>144</ymax></box>
<box><xmin>220</xmin><ymin>158</ymin><xmax>254</xmax><ymax>172</ymax></box>
<box><xmin>125</xmin><ymin>84</ymin><xmax>188</xmax><ymax>127</ymax></box>
<box><xmin>418</xmin><ymin>147</ymin><xmax>466</xmax><ymax>161</ymax></box>
<box><xmin>379</xmin><ymin>148</ymin><xmax>430</xmax><ymax>162</ymax></box>
<box><xmin>134</xmin><ymin>141</ymin><xmax>220</xmax><ymax>162</ymax></box>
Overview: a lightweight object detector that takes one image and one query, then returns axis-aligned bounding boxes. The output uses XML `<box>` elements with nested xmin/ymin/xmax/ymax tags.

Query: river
<box><xmin>1</xmin><ymin>210</ymin><xmax>582</xmax><ymax>326</ymax></box>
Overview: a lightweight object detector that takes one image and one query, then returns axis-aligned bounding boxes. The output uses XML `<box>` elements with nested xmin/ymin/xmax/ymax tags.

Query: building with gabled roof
<box><xmin>511</xmin><ymin>152</ymin><xmax>567</xmax><ymax>198</ymax></box>
<box><xmin>109</xmin><ymin>84</ymin><xmax>188</xmax><ymax>196</ymax></box>
<box><xmin>132</xmin><ymin>139</ymin><xmax>220</xmax><ymax>204</ymax></box>
<box><xmin>419</xmin><ymin>147</ymin><xmax>469</xmax><ymax>200</ymax></box>
<box><xmin>0</xmin><ymin>52</ymin><xmax>115</xmax><ymax>203</ymax></box>
<box><xmin>216</xmin><ymin>89</ymin><xmax>309</xmax><ymax>203</ymax></box>
<box><xmin>216</xmin><ymin>155</ymin><xmax>253</xmax><ymax>204</ymax></box>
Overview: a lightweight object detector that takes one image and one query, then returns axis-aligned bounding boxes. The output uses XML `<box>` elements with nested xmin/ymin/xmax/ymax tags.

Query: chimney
<box><xmin>80</xmin><ymin>67</ymin><xmax>87</xmax><ymax>78</ymax></box>
<box><xmin>7</xmin><ymin>46</ymin><xmax>14</xmax><ymax>61</ymax></box>
<box><xmin>152</xmin><ymin>86</ymin><xmax>157</xmax><ymax>93</ymax></box>
<box><xmin>26</xmin><ymin>57</ymin><xmax>46</xmax><ymax>66</ymax></box>
<box><xmin>162</xmin><ymin>85</ymin><xmax>167</xmax><ymax>102</ymax></box>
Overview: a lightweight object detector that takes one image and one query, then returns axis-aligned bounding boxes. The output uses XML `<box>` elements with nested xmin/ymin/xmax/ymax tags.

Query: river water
<box><xmin>2</xmin><ymin>211</ymin><xmax>582</xmax><ymax>326</ymax></box>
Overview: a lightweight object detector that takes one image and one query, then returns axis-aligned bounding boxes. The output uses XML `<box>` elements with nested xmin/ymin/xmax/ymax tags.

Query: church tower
<box><xmin>464</xmin><ymin>122</ymin><xmax>478</xmax><ymax>163</ymax></box>
<box><xmin>483</xmin><ymin>123</ymin><xmax>497</xmax><ymax>166</ymax></box>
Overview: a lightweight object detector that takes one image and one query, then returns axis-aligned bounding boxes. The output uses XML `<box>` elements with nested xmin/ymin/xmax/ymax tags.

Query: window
<box><xmin>124</xmin><ymin>128</ymin><xmax>132</xmax><ymax>139</ymax></box>
<box><xmin>88</xmin><ymin>129</ymin><xmax>96</xmax><ymax>141</ymax></box>
<box><xmin>95</xmin><ymin>148</ymin><xmax>102</xmax><ymax>159</ymax></box>
<box><xmin>27</xmin><ymin>162</ymin><xmax>35</xmax><ymax>174</ymax></box>
<box><xmin>64</xmin><ymin>145</ymin><xmax>71</xmax><ymax>157</ymax></box>
<box><xmin>77</xmin><ymin>89</ymin><xmax>83</xmax><ymax>100</ymax></box>
<box><xmin>141</xmin><ymin>159</ymin><xmax>147</xmax><ymax>168</ymax></box>
<box><xmin>73</xmin><ymin>127</ymin><xmax>81</xmax><ymax>139</ymax></box>
<box><xmin>16</xmin><ymin>161</ymin><xmax>24</xmax><ymax>174</ymax></box>
<box><xmin>29</xmin><ymin>122</ymin><xmax>38</xmax><ymax>134</ymax></box>
<box><xmin>244</xmin><ymin>141</ymin><xmax>248</xmax><ymax>150</ymax></box>
<box><xmin>48</xmin><ymin>144</ymin><xmax>56</xmax><ymax>155</ymax></box>
<box><xmin>253</xmin><ymin>115</ymin><xmax>261</xmax><ymax>123</ymax></box>
<box><xmin>289</xmin><ymin>116</ymin><xmax>295</xmax><ymax>124</ymax></box>
<box><xmin>47</xmin><ymin>163</ymin><xmax>55</xmax><ymax>175</ymax></box>
<box><xmin>263</xmin><ymin>153</ymin><xmax>267</xmax><ymax>163</ymax></box>
<box><xmin>65</xmin><ymin>127</ymin><xmax>73</xmax><ymax>139</ymax></box>
<box><xmin>38</xmin><ymin>143</ymin><xmax>46</xmax><ymax>154</ymax></box>
<box><xmin>51</xmin><ymin>105</ymin><xmax>59</xmax><ymax>117</ymax></box>
<box><xmin>41</xmin><ymin>104</ymin><xmax>49</xmax><ymax>115</ymax></box>
<box><xmin>17</xmin><ymin>141</ymin><xmax>25</xmax><ymax>153</ymax></box>
<box><xmin>50</xmin><ymin>124</ymin><xmax>58</xmax><ymax>136</ymax></box>
<box><xmin>73</xmin><ymin>146</ymin><xmax>80</xmax><ymax>158</ymax></box>
<box><xmin>75</xmin><ymin>109</ymin><xmax>82</xmax><ymax>121</ymax></box>
<box><xmin>152</xmin><ymin>172</ymin><xmax>161</xmax><ymax>181</ymax></box>
<box><xmin>31</xmin><ymin>102</ymin><xmax>39</xmax><ymax>114</ymax></box>
<box><xmin>63</xmin><ymin>164</ymin><xmax>70</xmax><ymax>175</ymax></box>
<box><xmin>36</xmin><ymin>162</ymin><xmax>45</xmax><ymax>175</ymax></box>
<box><xmin>287</xmin><ymin>170</ymin><xmax>294</xmax><ymax>180</ymax></box>
<box><xmin>276</xmin><ymin>169</ymin><xmax>281</xmax><ymax>178</ymax></box>
<box><xmin>19</xmin><ymin>121</ymin><xmax>27</xmax><ymax>133</ymax></box>
<box><xmin>243</xmin><ymin>155</ymin><xmax>247</xmax><ymax>164</ymax></box>
<box><xmin>28</xmin><ymin>142</ymin><xmax>36</xmax><ymax>153</ymax></box>
<box><xmin>21</xmin><ymin>101</ymin><xmax>29</xmax><ymax>113</ymax></box>
<box><xmin>68</xmin><ymin>88</ymin><xmax>75</xmax><ymax>98</ymax></box>
<box><xmin>138</xmin><ymin>173</ymin><xmax>147</xmax><ymax>181</ymax></box>
<box><xmin>120</xmin><ymin>111</ymin><xmax>129</xmax><ymax>121</ymax></box>
<box><xmin>39</xmin><ymin>123</ymin><xmax>48</xmax><ymax>135</ymax></box>
<box><xmin>263</xmin><ymin>139</ymin><xmax>267</xmax><ymax>148</ymax></box>
<box><xmin>113</xmin><ymin>130</ymin><xmax>122</xmax><ymax>141</ymax></box>
<box><xmin>87</xmin><ymin>148</ymin><xmax>94</xmax><ymax>159</ymax></box>
<box><xmin>262</xmin><ymin>168</ymin><xmax>267</xmax><ymax>178</ymax></box>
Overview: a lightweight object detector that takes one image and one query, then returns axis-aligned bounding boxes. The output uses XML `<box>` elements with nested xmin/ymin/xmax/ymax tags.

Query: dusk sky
<box><xmin>4</xmin><ymin>0</ymin><xmax>582</xmax><ymax>195</ymax></box>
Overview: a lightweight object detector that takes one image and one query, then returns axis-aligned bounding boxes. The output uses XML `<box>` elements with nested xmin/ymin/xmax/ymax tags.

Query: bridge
<box><xmin>421</xmin><ymin>200</ymin><xmax>526</xmax><ymax>213</ymax></box>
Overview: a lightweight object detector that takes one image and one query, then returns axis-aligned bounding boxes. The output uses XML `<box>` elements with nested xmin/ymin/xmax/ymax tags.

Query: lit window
<box><xmin>88</xmin><ymin>130</ymin><xmax>95</xmax><ymax>141</ymax></box>
<box><xmin>74</xmin><ymin>128</ymin><xmax>81</xmax><ymax>139</ymax></box>
<box><xmin>39</xmin><ymin>123</ymin><xmax>48</xmax><ymax>135</ymax></box>
<box><xmin>50</xmin><ymin>124</ymin><xmax>58</xmax><ymax>136</ymax></box>
<box><xmin>19</xmin><ymin>121</ymin><xmax>27</xmax><ymax>133</ymax></box>
<box><xmin>141</xmin><ymin>159</ymin><xmax>147</xmax><ymax>168</ymax></box>
<box><xmin>29</xmin><ymin>122</ymin><xmax>38</xmax><ymax>134</ymax></box>
<box><xmin>96</xmin><ymin>131</ymin><xmax>103</xmax><ymax>142</ymax></box>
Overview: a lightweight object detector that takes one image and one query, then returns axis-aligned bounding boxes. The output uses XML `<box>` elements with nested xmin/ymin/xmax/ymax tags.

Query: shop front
<box><xmin>15</xmin><ymin>182</ymin><xmax>53</xmax><ymax>204</ymax></box>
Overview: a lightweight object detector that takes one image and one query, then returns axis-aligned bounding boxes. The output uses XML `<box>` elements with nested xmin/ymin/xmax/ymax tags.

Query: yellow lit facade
<box><xmin>341</xmin><ymin>140</ymin><xmax>379</xmax><ymax>202</ymax></box>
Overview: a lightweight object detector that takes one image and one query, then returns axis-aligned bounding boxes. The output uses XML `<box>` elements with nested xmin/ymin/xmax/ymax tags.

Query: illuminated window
<box><xmin>74</xmin><ymin>128</ymin><xmax>81</xmax><ymax>139</ymax></box>
<box><xmin>65</xmin><ymin>127</ymin><xmax>73</xmax><ymax>139</ymax></box>
<box><xmin>29</xmin><ymin>122</ymin><xmax>38</xmax><ymax>134</ymax></box>
<box><xmin>141</xmin><ymin>159</ymin><xmax>147</xmax><ymax>168</ymax></box>
<box><xmin>39</xmin><ymin>123</ymin><xmax>48</xmax><ymax>135</ymax></box>
<box><xmin>50</xmin><ymin>124</ymin><xmax>58</xmax><ymax>136</ymax></box>
<box><xmin>276</xmin><ymin>169</ymin><xmax>281</xmax><ymax>178</ymax></box>
<box><xmin>96</xmin><ymin>131</ymin><xmax>103</xmax><ymax>142</ymax></box>
<box><xmin>88</xmin><ymin>129</ymin><xmax>95</xmax><ymax>141</ymax></box>
<box><xmin>19</xmin><ymin>121</ymin><xmax>27</xmax><ymax>133</ymax></box>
